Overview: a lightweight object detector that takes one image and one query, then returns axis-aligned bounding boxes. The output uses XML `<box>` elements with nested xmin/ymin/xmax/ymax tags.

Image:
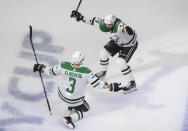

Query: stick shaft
<box><xmin>76</xmin><ymin>0</ymin><xmax>82</xmax><ymax>11</ymax></box>
<box><xmin>29</xmin><ymin>25</ymin><xmax>52</xmax><ymax>115</ymax></box>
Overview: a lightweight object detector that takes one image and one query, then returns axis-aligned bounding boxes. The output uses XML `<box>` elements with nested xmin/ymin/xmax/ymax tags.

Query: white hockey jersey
<box><xmin>44</xmin><ymin>61</ymin><xmax>106</xmax><ymax>106</ymax></box>
<box><xmin>85</xmin><ymin>17</ymin><xmax>137</xmax><ymax>47</ymax></box>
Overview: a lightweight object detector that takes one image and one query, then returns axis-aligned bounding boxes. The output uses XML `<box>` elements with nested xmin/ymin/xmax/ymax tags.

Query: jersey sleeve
<box><xmin>44</xmin><ymin>64</ymin><xmax>61</xmax><ymax>76</ymax></box>
<box><xmin>85</xmin><ymin>17</ymin><xmax>103</xmax><ymax>27</ymax></box>
<box><xmin>87</xmin><ymin>72</ymin><xmax>106</xmax><ymax>89</ymax></box>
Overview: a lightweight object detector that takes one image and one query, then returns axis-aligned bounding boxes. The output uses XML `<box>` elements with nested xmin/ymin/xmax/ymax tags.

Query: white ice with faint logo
<box><xmin>0</xmin><ymin>0</ymin><xmax>188</xmax><ymax>131</ymax></box>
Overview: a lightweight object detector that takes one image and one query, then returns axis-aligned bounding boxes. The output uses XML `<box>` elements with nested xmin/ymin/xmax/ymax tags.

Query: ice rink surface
<box><xmin>0</xmin><ymin>0</ymin><xmax>188</xmax><ymax>131</ymax></box>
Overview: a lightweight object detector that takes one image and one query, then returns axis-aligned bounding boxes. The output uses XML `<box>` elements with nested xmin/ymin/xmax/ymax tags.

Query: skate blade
<box><xmin>123</xmin><ymin>88</ymin><xmax>137</xmax><ymax>94</ymax></box>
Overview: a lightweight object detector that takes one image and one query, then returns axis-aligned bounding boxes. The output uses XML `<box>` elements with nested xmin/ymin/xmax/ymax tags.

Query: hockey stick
<box><xmin>75</xmin><ymin>0</ymin><xmax>82</xmax><ymax>11</ymax></box>
<box><xmin>29</xmin><ymin>25</ymin><xmax>52</xmax><ymax>115</ymax></box>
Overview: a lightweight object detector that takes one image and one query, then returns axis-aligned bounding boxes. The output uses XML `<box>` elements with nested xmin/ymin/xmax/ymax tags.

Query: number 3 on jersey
<box><xmin>66</xmin><ymin>77</ymin><xmax>76</xmax><ymax>93</ymax></box>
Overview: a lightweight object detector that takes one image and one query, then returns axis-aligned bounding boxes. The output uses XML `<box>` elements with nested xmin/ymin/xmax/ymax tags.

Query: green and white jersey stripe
<box><xmin>85</xmin><ymin>17</ymin><xmax>137</xmax><ymax>47</ymax></box>
<box><xmin>44</xmin><ymin>61</ymin><xmax>105</xmax><ymax>106</ymax></box>
<box><xmin>58</xmin><ymin>87</ymin><xmax>84</xmax><ymax>105</ymax></box>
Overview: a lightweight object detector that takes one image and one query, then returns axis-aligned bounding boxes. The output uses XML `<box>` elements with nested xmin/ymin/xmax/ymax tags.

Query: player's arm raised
<box><xmin>71</xmin><ymin>10</ymin><xmax>102</xmax><ymax>27</ymax></box>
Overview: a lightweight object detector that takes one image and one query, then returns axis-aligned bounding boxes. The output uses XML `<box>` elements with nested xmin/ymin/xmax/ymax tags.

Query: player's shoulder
<box><xmin>115</xmin><ymin>18</ymin><xmax>125</xmax><ymax>24</ymax></box>
<box><xmin>61</xmin><ymin>61</ymin><xmax>92</xmax><ymax>74</ymax></box>
<box><xmin>60</xmin><ymin>61</ymin><xmax>72</xmax><ymax>69</ymax></box>
<box><xmin>98</xmin><ymin>19</ymin><xmax>111</xmax><ymax>32</ymax></box>
<box><xmin>112</xmin><ymin>18</ymin><xmax>126</xmax><ymax>32</ymax></box>
<box><xmin>78</xmin><ymin>66</ymin><xmax>92</xmax><ymax>74</ymax></box>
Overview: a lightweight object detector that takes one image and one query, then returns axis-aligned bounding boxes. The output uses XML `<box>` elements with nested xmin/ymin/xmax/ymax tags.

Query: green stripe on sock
<box><xmin>123</xmin><ymin>70</ymin><xmax>132</xmax><ymax>75</ymax></box>
<box><xmin>100</xmin><ymin>63</ymin><xmax>108</xmax><ymax>65</ymax></box>
<box><xmin>93</xmin><ymin>82</ymin><xmax>100</xmax><ymax>88</ymax></box>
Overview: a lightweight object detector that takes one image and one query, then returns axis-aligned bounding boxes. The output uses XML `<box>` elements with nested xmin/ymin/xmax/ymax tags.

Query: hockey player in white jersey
<box><xmin>33</xmin><ymin>51</ymin><xmax>123</xmax><ymax>129</ymax></box>
<box><xmin>71</xmin><ymin>11</ymin><xmax>138</xmax><ymax>93</ymax></box>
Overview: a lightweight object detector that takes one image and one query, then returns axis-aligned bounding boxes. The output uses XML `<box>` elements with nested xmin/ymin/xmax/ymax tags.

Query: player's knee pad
<box><xmin>100</xmin><ymin>48</ymin><xmax>110</xmax><ymax>61</ymax></box>
<box><xmin>116</xmin><ymin>57</ymin><xmax>129</xmax><ymax>70</ymax></box>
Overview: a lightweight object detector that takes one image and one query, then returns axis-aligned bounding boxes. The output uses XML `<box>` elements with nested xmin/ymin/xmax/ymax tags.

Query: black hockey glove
<box><xmin>71</xmin><ymin>10</ymin><xmax>84</xmax><ymax>22</ymax></box>
<box><xmin>109</xmin><ymin>83</ymin><xmax>123</xmax><ymax>92</ymax></box>
<box><xmin>33</xmin><ymin>64</ymin><xmax>45</xmax><ymax>73</ymax></box>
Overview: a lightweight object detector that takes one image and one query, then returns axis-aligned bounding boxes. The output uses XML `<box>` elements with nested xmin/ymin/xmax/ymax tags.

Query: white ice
<box><xmin>0</xmin><ymin>0</ymin><xmax>188</xmax><ymax>131</ymax></box>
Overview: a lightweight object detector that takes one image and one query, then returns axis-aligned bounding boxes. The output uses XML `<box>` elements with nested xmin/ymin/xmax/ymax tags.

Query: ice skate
<box><xmin>61</xmin><ymin>116</ymin><xmax>75</xmax><ymax>129</ymax></box>
<box><xmin>123</xmin><ymin>80</ymin><xmax>137</xmax><ymax>94</ymax></box>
